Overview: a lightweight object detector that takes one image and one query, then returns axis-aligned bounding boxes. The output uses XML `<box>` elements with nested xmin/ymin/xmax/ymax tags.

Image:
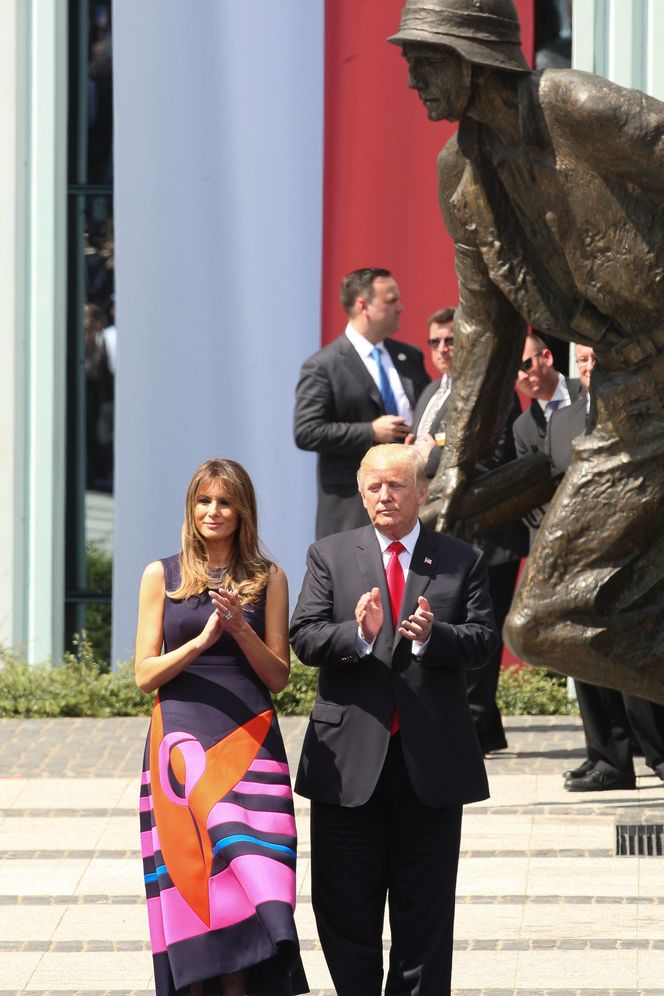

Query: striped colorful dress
<box><xmin>139</xmin><ymin>555</ymin><xmax>308</xmax><ymax>994</ymax></box>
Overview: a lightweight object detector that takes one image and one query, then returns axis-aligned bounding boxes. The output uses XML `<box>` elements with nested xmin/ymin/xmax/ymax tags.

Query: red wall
<box><xmin>321</xmin><ymin>0</ymin><xmax>534</xmax><ymax>378</ymax></box>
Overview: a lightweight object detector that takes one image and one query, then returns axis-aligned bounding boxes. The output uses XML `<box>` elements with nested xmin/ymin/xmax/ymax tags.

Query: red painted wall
<box><xmin>321</xmin><ymin>0</ymin><xmax>535</xmax><ymax>379</ymax></box>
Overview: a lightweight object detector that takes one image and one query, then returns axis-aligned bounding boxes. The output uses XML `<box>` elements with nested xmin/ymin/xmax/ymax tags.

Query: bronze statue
<box><xmin>389</xmin><ymin>0</ymin><xmax>664</xmax><ymax>704</ymax></box>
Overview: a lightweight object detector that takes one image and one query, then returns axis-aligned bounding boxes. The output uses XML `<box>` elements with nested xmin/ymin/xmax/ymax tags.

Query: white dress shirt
<box><xmin>345</xmin><ymin>324</ymin><xmax>413</xmax><ymax>425</ymax></box>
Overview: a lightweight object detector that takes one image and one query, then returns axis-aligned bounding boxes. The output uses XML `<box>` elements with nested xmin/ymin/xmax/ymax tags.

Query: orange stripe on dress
<box><xmin>149</xmin><ymin>696</ymin><xmax>272</xmax><ymax>927</ymax></box>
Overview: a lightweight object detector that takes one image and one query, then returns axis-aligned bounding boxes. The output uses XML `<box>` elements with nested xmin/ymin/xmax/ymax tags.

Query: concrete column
<box><xmin>0</xmin><ymin>1</ymin><xmax>68</xmax><ymax>663</ymax></box>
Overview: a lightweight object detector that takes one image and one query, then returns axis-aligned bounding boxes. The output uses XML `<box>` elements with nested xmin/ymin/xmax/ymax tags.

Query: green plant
<box><xmin>0</xmin><ymin>633</ymin><xmax>153</xmax><ymax>718</ymax></box>
<box><xmin>82</xmin><ymin>545</ymin><xmax>113</xmax><ymax>669</ymax></box>
<box><xmin>273</xmin><ymin>652</ymin><xmax>318</xmax><ymax>716</ymax></box>
<box><xmin>497</xmin><ymin>663</ymin><xmax>578</xmax><ymax>716</ymax></box>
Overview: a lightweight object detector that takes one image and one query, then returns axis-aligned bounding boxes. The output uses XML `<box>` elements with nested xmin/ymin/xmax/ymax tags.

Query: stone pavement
<box><xmin>0</xmin><ymin>714</ymin><xmax>663</xmax><ymax>995</ymax></box>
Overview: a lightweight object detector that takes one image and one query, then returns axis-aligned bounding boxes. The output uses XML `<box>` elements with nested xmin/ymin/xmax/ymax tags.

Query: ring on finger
<box><xmin>224</xmin><ymin>610</ymin><xmax>233</xmax><ymax>620</ymax></box>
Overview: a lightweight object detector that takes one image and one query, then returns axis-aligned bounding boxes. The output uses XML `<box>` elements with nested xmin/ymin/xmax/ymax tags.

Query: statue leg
<box><xmin>505</xmin><ymin>362</ymin><xmax>664</xmax><ymax>705</ymax></box>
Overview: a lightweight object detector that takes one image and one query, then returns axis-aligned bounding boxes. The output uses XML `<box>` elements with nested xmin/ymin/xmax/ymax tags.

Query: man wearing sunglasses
<box><xmin>410</xmin><ymin>307</ymin><xmax>456</xmax><ymax>473</ymax></box>
<box><xmin>513</xmin><ymin>332</ymin><xmax>581</xmax><ymax>461</ymax></box>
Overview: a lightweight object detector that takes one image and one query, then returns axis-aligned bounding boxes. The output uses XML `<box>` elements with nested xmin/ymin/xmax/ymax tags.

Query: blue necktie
<box><xmin>545</xmin><ymin>398</ymin><xmax>561</xmax><ymax>421</ymax></box>
<box><xmin>371</xmin><ymin>347</ymin><xmax>399</xmax><ymax>416</ymax></box>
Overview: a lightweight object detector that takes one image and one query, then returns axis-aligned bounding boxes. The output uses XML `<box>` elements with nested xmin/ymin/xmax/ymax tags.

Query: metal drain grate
<box><xmin>616</xmin><ymin>823</ymin><xmax>664</xmax><ymax>856</ymax></box>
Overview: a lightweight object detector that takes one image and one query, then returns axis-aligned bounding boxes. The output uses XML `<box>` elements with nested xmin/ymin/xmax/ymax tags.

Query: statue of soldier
<box><xmin>389</xmin><ymin>0</ymin><xmax>664</xmax><ymax>704</ymax></box>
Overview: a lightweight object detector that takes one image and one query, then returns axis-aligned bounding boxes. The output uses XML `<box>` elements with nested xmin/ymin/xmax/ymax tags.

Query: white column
<box><xmin>573</xmin><ymin>0</ymin><xmax>663</xmax><ymax>99</ymax></box>
<box><xmin>0</xmin><ymin>1</ymin><xmax>67</xmax><ymax>663</ymax></box>
<box><xmin>112</xmin><ymin>0</ymin><xmax>324</xmax><ymax>663</ymax></box>
<box><xmin>0</xmin><ymin>1</ymin><xmax>29</xmax><ymax>652</ymax></box>
<box><xmin>26</xmin><ymin>1</ymin><xmax>68</xmax><ymax>664</ymax></box>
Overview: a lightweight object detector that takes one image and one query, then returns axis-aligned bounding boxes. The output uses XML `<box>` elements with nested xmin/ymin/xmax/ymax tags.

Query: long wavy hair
<box><xmin>166</xmin><ymin>458</ymin><xmax>272</xmax><ymax>603</ymax></box>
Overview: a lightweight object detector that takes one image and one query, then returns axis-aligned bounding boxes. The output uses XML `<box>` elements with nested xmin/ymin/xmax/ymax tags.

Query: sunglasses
<box><xmin>519</xmin><ymin>351</ymin><xmax>543</xmax><ymax>373</ymax></box>
<box><xmin>428</xmin><ymin>336</ymin><xmax>454</xmax><ymax>349</ymax></box>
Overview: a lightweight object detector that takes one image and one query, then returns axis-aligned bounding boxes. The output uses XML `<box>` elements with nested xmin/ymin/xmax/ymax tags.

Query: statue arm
<box><xmin>546</xmin><ymin>71</ymin><xmax>664</xmax><ymax>192</ymax></box>
<box><xmin>431</xmin><ymin>143</ymin><xmax>527</xmax><ymax>527</ymax></box>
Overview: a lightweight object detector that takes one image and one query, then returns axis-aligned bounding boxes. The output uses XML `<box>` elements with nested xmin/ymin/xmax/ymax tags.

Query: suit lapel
<box><xmin>339</xmin><ymin>337</ymin><xmax>383</xmax><ymax>410</ymax></box>
<box><xmin>392</xmin><ymin>527</ymin><xmax>438</xmax><ymax>653</ymax></box>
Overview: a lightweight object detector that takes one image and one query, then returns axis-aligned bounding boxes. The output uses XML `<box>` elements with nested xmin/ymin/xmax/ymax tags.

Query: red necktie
<box><xmin>385</xmin><ymin>541</ymin><xmax>406</xmax><ymax>627</ymax></box>
<box><xmin>385</xmin><ymin>541</ymin><xmax>405</xmax><ymax>735</ymax></box>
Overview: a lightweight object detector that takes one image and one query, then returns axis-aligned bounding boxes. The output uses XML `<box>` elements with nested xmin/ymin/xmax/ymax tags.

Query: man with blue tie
<box><xmin>294</xmin><ymin>267</ymin><xmax>430</xmax><ymax>538</ymax></box>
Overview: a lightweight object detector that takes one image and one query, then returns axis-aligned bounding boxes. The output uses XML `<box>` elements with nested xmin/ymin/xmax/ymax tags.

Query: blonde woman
<box><xmin>135</xmin><ymin>458</ymin><xmax>308</xmax><ymax>996</ymax></box>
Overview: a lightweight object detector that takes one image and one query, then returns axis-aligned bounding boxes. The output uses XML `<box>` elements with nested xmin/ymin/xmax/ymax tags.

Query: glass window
<box><xmin>66</xmin><ymin>1</ymin><xmax>114</xmax><ymax>666</ymax></box>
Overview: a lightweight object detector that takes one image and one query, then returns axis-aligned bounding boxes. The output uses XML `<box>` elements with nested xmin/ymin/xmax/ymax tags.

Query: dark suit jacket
<box><xmin>293</xmin><ymin>335</ymin><xmax>430</xmax><ymax>538</ymax></box>
<box><xmin>545</xmin><ymin>394</ymin><xmax>587</xmax><ymax>476</ymax></box>
<box><xmin>289</xmin><ymin>523</ymin><xmax>496</xmax><ymax>808</ymax></box>
<box><xmin>512</xmin><ymin>378</ymin><xmax>581</xmax><ymax>458</ymax></box>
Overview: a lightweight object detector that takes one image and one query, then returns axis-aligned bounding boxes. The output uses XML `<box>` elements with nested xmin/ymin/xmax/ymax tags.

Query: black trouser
<box><xmin>467</xmin><ymin>559</ymin><xmax>520</xmax><ymax>750</ymax></box>
<box><xmin>310</xmin><ymin>736</ymin><xmax>463</xmax><ymax>996</ymax></box>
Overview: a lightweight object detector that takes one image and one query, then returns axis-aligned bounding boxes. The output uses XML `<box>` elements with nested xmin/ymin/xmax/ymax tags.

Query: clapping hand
<box><xmin>355</xmin><ymin>587</ymin><xmax>383</xmax><ymax>644</ymax></box>
<box><xmin>398</xmin><ymin>596</ymin><xmax>433</xmax><ymax>643</ymax></box>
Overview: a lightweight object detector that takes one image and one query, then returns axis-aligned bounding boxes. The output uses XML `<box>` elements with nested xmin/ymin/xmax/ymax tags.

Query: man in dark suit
<box><xmin>290</xmin><ymin>444</ymin><xmax>497</xmax><ymax>996</ymax></box>
<box><xmin>410</xmin><ymin>309</ymin><xmax>528</xmax><ymax>755</ymax></box>
<box><xmin>294</xmin><ymin>267</ymin><xmax>430</xmax><ymax>538</ymax></box>
<box><xmin>513</xmin><ymin>331</ymin><xmax>580</xmax><ymax>459</ymax></box>
<box><xmin>546</xmin><ymin>345</ymin><xmax>664</xmax><ymax>790</ymax></box>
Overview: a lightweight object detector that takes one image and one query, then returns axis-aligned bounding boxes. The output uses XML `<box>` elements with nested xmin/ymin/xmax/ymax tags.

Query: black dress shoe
<box><xmin>481</xmin><ymin>736</ymin><xmax>508</xmax><ymax>756</ymax></box>
<box><xmin>563</xmin><ymin>759</ymin><xmax>595</xmax><ymax>781</ymax></box>
<box><xmin>653</xmin><ymin>763</ymin><xmax>664</xmax><ymax>782</ymax></box>
<box><xmin>565</xmin><ymin>768</ymin><xmax>636</xmax><ymax>792</ymax></box>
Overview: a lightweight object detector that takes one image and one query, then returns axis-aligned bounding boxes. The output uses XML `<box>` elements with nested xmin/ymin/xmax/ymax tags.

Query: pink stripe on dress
<box><xmin>160</xmin><ymin>886</ymin><xmax>211</xmax><ymax>945</ymax></box>
<box><xmin>233</xmin><ymin>780</ymin><xmax>292</xmax><ymax>797</ymax></box>
<box><xmin>146</xmin><ymin>896</ymin><xmax>167</xmax><ymax>953</ymax></box>
<box><xmin>248</xmin><ymin>759</ymin><xmax>290</xmax><ymax>775</ymax></box>
<box><xmin>139</xmin><ymin>795</ymin><xmax>153</xmax><ymax>813</ymax></box>
<box><xmin>206</xmin><ymin>801</ymin><xmax>296</xmax><ymax>837</ymax></box>
<box><xmin>209</xmin><ymin>857</ymin><xmax>294</xmax><ymax>928</ymax></box>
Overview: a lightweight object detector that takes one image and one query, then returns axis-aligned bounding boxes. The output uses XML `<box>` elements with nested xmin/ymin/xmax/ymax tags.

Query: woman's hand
<box><xmin>209</xmin><ymin>588</ymin><xmax>246</xmax><ymax>636</ymax></box>
<box><xmin>198</xmin><ymin>602</ymin><xmax>226</xmax><ymax>650</ymax></box>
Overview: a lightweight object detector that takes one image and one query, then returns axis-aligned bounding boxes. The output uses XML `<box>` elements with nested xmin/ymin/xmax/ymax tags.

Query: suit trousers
<box><xmin>466</xmin><ymin>559</ymin><xmax>520</xmax><ymax>751</ymax></box>
<box><xmin>575</xmin><ymin>680</ymin><xmax>664</xmax><ymax>774</ymax></box>
<box><xmin>310</xmin><ymin>734</ymin><xmax>463</xmax><ymax>996</ymax></box>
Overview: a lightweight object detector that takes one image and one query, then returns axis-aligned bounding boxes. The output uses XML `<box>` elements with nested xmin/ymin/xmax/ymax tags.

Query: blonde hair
<box><xmin>167</xmin><ymin>458</ymin><xmax>272</xmax><ymax>603</ymax></box>
<box><xmin>357</xmin><ymin>444</ymin><xmax>427</xmax><ymax>491</ymax></box>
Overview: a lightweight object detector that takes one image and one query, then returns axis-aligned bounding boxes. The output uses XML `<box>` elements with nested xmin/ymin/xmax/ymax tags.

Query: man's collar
<box><xmin>537</xmin><ymin>371</ymin><xmax>567</xmax><ymax>411</ymax></box>
<box><xmin>345</xmin><ymin>323</ymin><xmax>383</xmax><ymax>356</ymax></box>
<box><xmin>374</xmin><ymin>520</ymin><xmax>421</xmax><ymax>554</ymax></box>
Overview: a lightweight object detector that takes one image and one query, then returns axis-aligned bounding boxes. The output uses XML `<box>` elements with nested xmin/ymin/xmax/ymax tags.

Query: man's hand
<box><xmin>371</xmin><ymin>415</ymin><xmax>409</xmax><ymax>443</ymax></box>
<box><xmin>355</xmin><ymin>587</ymin><xmax>384</xmax><ymax>644</ymax></box>
<box><xmin>413</xmin><ymin>433</ymin><xmax>437</xmax><ymax>460</ymax></box>
<box><xmin>398</xmin><ymin>596</ymin><xmax>434</xmax><ymax>643</ymax></box>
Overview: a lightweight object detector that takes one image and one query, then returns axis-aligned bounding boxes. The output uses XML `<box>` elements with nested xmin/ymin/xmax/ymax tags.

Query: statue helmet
<box><xmin>388</xmin><ymin>0</ymin><xmax>530</xmax><ymax>75</ymax></box>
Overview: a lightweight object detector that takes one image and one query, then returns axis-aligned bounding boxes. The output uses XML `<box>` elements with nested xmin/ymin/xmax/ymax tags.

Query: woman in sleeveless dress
<box><xmin>135</xmin><ymin>458</ymin><xmax>308</xmax><ymax>996</ymax></box>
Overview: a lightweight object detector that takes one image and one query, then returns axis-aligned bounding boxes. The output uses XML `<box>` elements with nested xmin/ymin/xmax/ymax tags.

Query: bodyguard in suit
<box><xmin>290</xmin><ymin>444</ymin><xmax>498</xmax><ymax>996</ymax></box>
<box><xmin>293</xmin><ymin>267</ymin><xmax>430</xmax><ymax>538</ymax></box>
<box><xmin>512</xmin><ymin>331</ymin><xmax>580</xmax><ymax>459</ymax></box>
<box><xmin>546</xmin><ymin>345</ymin><xmax>664</xmax><ymax>790</ymax></box>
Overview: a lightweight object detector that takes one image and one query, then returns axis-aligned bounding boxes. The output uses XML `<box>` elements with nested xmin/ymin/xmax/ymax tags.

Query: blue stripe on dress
<box><xmin>213</xmin><ymin>834</ymin><xmax>296</xmax><ymax>859</ymax></box>
<box><xmin>144</xmin><ymin>863</ymin><xmax>168</xmax><ymax>883</ymax></box>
